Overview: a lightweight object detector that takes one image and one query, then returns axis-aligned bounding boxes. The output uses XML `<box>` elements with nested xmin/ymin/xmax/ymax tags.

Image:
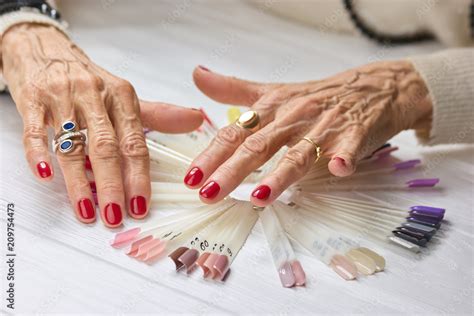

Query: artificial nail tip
<box><xmin>110</xmin><ymin>227</ymin><xmax>141</xmax><ymax>248</ymax></box>
<box><xmin>169</xmin><ymin>247</ymin><xmax>189</xmax><ymax>271</ymax></box>
<box><xmin>394</xmin><ymin>159</ymin><xmax>421</xmax><ymax>170</ymax></box>
<box><xmin>278</xmin><ymin>262</ymin><xmax>296</xmax><ymax>288</ymax></box>
<box><xmin>177</xmin><ymin>249</ymin><xmax>200</xmax><ymax>274</ymax></box>
<box><xmin>406</xmin><ymin>178</ymin><xmax>440</xmax><ymax>188</ymax></box>
<box><xmin>290</xmin><ymin>260</ymin><xmax>306</xmax><ymax>286</ymax></box>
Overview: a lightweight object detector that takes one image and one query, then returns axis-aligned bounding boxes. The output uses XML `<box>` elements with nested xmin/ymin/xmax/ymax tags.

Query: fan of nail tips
<box><xmin>110</xmin><ymin>109</ymin><xmax>446</xmax><ymax>288</ymax></box>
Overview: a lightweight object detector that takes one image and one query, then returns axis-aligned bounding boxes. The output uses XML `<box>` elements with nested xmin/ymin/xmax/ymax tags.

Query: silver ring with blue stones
<box><xmin>53</xmin><ymin>121</ymin><xmax>87</xmax><ymax>154</ymax></box>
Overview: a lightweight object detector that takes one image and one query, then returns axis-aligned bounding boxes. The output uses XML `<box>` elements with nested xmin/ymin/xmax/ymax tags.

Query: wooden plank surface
<box><xmin>0</xmin><ymin>1</ymin><xmax>473</xmax><ymax>314</ymax></box>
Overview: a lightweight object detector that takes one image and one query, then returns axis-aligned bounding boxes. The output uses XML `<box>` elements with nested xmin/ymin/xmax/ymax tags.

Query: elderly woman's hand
<box><xmin>185</xmin><ymin>62</ymin><xmax>433</xmax><ymax>206</ymax></box>
<box><xmin>2</xmin><ymin>23</ymin><xmax>203</xmax><ymax>226</ymax></box>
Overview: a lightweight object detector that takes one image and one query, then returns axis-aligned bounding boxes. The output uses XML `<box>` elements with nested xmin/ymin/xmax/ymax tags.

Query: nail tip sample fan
<box><xmin>111</xmin><ymin>111</ymin><xmax>446</xmax><ymax>287</ymax></box>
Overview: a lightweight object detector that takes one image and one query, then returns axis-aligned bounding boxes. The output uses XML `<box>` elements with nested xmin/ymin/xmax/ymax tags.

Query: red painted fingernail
<box><xmin>78</xmin><ymin>198</ymin><xmax>95</xmax><ymax>220</ymax></box>
<box><xmin>333</xmin><ymin>157</ymin><xmax>346</xmax><ymax>166</ymax></box>
<box><xmin>251</xmin><ymin>185</ymin><xmax>271</xmax><ymax>200</ymax></box>
<box><xmin>184</xmin><ymin>167</ymin><xmax>204</xmax><ymax>186</ymax></box>
<box><xmin>104</xmin><ymin>203</ymin><xmax>122</xmax><ymax>226</ymax></box>
<box><xmin>85</xmin><ymin>155</ymin><xmax>92</xmax><ymax>170</ymax></box>
<box><xmin>37</xmin><ymin>161</ymin><xmax>52</xmax><ymax>178</ymax></box>
<box><xmin>130</xmin><ymin>195</ymin><xmax>147</xmax><ymax>217</ymax></box>
<box><xmin>90</xmin><ymin>181</ymin><xmax>96</xmax><ymax>193</ymax></box>
<box><xmin>199</xmin><ymin>181</ymin><xmax>220</xmax><ymax>199</ymax></box>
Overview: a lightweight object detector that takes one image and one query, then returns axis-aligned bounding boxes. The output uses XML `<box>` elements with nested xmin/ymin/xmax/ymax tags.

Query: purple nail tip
<box><xmin>410</xmin><ymin>205</ymin><xmax>445</xmax><ymax>215</ymax></box>
<box><xmin>406</xmin><ymin>178</ymin><xmax>440</xmax><ymax>188</ymax></box>
<box><xmin>394</xmin><ymin>159</ymin><xmax>421</xmax><ymax>170</ymax></box>
<box><xmin>407</xmin><ymin>216</ymin><xmax>441</xmax><ymax>227</ymax></box>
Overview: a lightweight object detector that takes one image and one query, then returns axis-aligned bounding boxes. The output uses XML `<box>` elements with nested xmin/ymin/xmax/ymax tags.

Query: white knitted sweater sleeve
<box><xmin>409</xmin><ymin>49</ymin><xmax>474</xmax><ymax>145</ymax></box>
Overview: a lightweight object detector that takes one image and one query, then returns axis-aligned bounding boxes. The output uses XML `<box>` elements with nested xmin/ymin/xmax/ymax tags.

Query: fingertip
<box><xmin>129</xmin><ymin>195</ymin><xmax>148</xmax><ymax>220</ymax></box>
<box><xmin>36</xmin><ymin>160</ymin><xmax>54</xmax><ymax>181</ymax></box>
<box><xmin>328</xmin><ymin>156</ymin><xmax>356</xmax><ymax>177</ymax></box>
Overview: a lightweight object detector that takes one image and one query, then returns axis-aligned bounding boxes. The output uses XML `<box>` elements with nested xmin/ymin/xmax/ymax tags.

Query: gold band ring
<box><xmin>301</xmin><ymin>137</ymin><xmax>322</xmax><ymax>164</ymax></box>
<box><xmin>235</xmin><ymin>110</ymin><xmax>260</xmax><ymax>133</ymax></box>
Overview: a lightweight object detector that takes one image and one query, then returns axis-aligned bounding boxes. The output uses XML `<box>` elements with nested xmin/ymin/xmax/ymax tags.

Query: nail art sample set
<box><xmin>111</xmin><ymin>110</ymin><xmax>446</xmax><ymax>287</ymax></box>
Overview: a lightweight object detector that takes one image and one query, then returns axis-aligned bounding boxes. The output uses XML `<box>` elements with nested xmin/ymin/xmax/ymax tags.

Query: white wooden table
<box><xmin>1</xmin><ymin>1</ymin><xmax>473</xmax><ymax>314</ymax></box>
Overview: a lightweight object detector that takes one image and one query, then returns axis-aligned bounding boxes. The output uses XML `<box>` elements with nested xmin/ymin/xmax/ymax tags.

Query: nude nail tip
<box><xmin>279</xmin><ymin>262</ymin><xmax>296</xmax><ymax>288</ymax></box>
<box><xmin>213</xmin><ymin>255</ymin><xmax>229</xmax><ymax>279</ymax></box>
<box><xmin>126</xmin><ymin>235</ymin><xmax>153</xmax><ymax>256</ymax></box>
<box><xmin>346</xmin><ymin>249</ymin><xmax>377</xmax><ymax>275</ymax></box>
<box><xmin>356</xmin><ymin>247</ymin><xmax>386</xmax><ymax>272</ymax></box>
<box><xmin>177</xmin><ymin>249</ymin><xmax>200</xmax><ymax>273</ymax></box>
<box><xmin>290</xmin><ymin>260</ymin><xmax>306</xmax><ymax>286</ymax></box>
<box><xmin>203</xmin><ymin>254</ymin><xmax>219</xmax><ymax>278</ymax></box>
<box><xmin>110</xmin><ymin>227</ymin><xmax>141</xmax><ymax>248</ymax></box>
<box><xmin>144</xmin><ymin>241</ymin><xmax>167</xmax><ymax>263</ymax></box>
<box><xmin>168</xmin><ymin>247</ymin><xmax>189</xmax><ymax>271</ymax></box>
<box><xmin>330</xmin><ymin>255</ymin><xmax>358</xmax><ymax>281</ymax></box>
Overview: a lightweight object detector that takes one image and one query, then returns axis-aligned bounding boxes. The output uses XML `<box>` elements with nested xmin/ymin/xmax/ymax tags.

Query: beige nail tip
<box><xmin>168</xmin><ymin>247</ymin><xmax>189</xmax><ymax>271</ymax></box>
<box><xmin>126</xmin><ymin>235</ymin><xmax>153</xmax><ymax>256</ymax></box>
<box><xmin>290</xmin><ymin>260</ymin><xmax>306</xmax><ymax>286</ymax></box>
<box><xmin>135</xmin><ymin>238</ymin><xmax>162</xmax><ymax>261</ymax></box>
<box><xmin>356</xmin><ymin>247</ymin><xmax>386</xmax><ymax>272</ymax></box>
<box><xmin>330</xmin><ymin>255</ymin><xmax>358</xmax><ymax>281</ymax></box>
<box><xmin>279</xmin><ymin>261</ymin><xmax>296</xmax><ymax>288</ymax></box>
<box><xmin>144</xmin><ymin>241</ymin><xmax>167</xmax><ymax>264</ymax></box>
<box><xmin>346</xmin><ymin>249</ymin><xmax>377</xmax><ymax>276</ymax></box>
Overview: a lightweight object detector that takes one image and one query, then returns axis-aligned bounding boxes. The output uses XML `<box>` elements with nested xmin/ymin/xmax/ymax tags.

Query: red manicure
<box><xmin>37</xmin><ymin>161</ymin><xmax>52</xmax><ymax>178</ymax></box>
<box><xmin>104</xmin><ymin>203</ymin><xmax>122</xmax><ymax>226</ymax></box>
<box><xmin>198</xmin><ymin>65</ymin><xmax>210</xmax><ymax>72</ymax></box>
<box><xmin>77</xmin><ymin>198</ymin><xmax>95</xmax><ymax>220</ymax></box>
<box><xmin>252</xmin><ymin>185</ymin><xmax>271</xmax><ymax>200</ymax></box>
<box><xmin>184</xmin><ymin>167</ymin><xmax>204</xmax><ymax>186</ymax></box>
<box><xmin>199</xmin><ymin>181</ymin><xmax>220</xmax><ymax>199</ymax></box>
<box><xmin>130</xmin><ymin>196</ymin><xmax>147</xmax><ymax>217</ymax></box>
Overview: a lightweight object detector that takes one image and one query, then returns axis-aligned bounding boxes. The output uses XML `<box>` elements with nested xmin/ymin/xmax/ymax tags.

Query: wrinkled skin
<box><xmin>1</xmin><ymin>23</ymin><xmax>203</xmax><ymax>226</ymax></box>
<box><xmin>185</xmin><ymin>63</ymin><xmax>433</xmax><ymax>206</ymax></box>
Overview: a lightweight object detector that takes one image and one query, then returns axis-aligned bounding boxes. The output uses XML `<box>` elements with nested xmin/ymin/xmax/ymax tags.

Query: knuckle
<box><xmin>120</xmin><ymin>131</ymin><xmax>149</xmax><ymax>159</ymax></box>
<box><xmin>213</xmin><ymin>125</ymin><xmax>242</xmax><ymax>147</ymax></box>
<box><xmin>111</xmin><ymin>79</ymin><xmax>135</xmax><ymax>94</ymax></box>
<box><xmin>98</xmin><ymin>180</ymin><xmax>123</xmax><ymax>195</ymax></box>
<box><xmin>23</xmin><ymin>125</ymin><xmax>46</xmax><ymax>141</ymax></box>
<box><xmin>283</xmin><ymin>147</ymin><xmax>310</xmax><ymax>172</ymax></box>
<box><xmin>45</xmin><ymin>78</ymin><xmax>71</xmax><ymax>95</ymax></box>
<box><xmin>241</xmin><ymin>133</ymin><xmax>269</xmax><ymax>156</ymax></box>
<box><xmin>91</xmin><ymin>128</ymin><xmax>120</xmax><ymax>159</ymax></box>
<box><xmin>72</xmin><ymin>73</ymin><xmax>105</xmax><ymax>92</ymax></box>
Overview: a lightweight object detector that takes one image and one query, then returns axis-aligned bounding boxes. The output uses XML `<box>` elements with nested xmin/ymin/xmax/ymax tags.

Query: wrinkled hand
<box><xmin>1</xmin><ymin>24</ymin><xmax>203</xmax><ymax>226</ymax></box>
<box><xmin>184</xmin><ymin>62</ymin><xmax>432</xmax><ymax>206</ymax></box>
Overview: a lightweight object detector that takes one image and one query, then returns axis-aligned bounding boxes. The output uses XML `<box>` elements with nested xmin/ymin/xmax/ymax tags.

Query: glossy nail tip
<box><xmin>356</xmin><ymin>248</ymin><xmax>386</xmax><ymax>272</ymax></box>
<box><xmin>169</xmin><ymin>247</ymin><xmax>189</xmax><ymax>271</ymax></box>
<box><xmin>388</xmin><ymin>236</ymin><xmax>420</xmax><ymax>253</ymax></box>
<box><xmin>330</xmin><ymin>255</ymin><xmax>358</xmax><ymax>280</ymax></box>
<box><xmin>394</xmin><ymin>159</ymin><xmax>421</xmax><ymax>170</ymax></box>
<box><xmin>279</xmin><ymin>262</ymin><xmax>296</xmax><ymax>288</ymax></box>
<box><xmin>184</xmin><ymin>167</ymin><xmax>204</xmax><ymax>187</ymax></box>
<box><xmin>290</xmin><ymin>260</ymin><xmax>306</xmax><ymax>286</ymax></box>
<box><xmin>196</xmin><ymin>252</ymin><xmax>211</xmax><ymax>276</ymax></box>
<box><xmin>136</xmin><ymin>238</ymin><xmax>162</xmax><ymax>261</ymax></box>
<box><xmin>126</xmin><ymin>235</ymin><xmax>153</xmax><ymax>256</ymax></box>
<box><xmin>213</xmin><ymin>255</ymin><xmax>229</xmax><ymax>279</ymax></box>
<box><xmin>203</xmin><ymin>254</ymin><xmax>219</xmax><ymax>278</ymax></box>
<box><xmin>407</xmin><ymin>178</ymin><xmax>440</xmax><ymax>188</ymax></box>
<box><xmin>410</xmin><ymin>205</ymin><xmax>445</xmax><ymax>218</ymax></box>
<box><xmin>110</xmin><ymin>227</ymin><xmax>141</xmax><ymax>248</ymax></box>
<box><xmin>177</xmin><ymin>249</ymin><xmax>200</xmax><ymax>273</ymax></box>
<box><xmin>346</xmin><ymin>249</ymin><xmax>377</xmax><ymax>275</ymax></box>
<box><xmin>78</xmin><ymin>198</ymin><xmax>95</xmax><ymax>220</ymax></box>
<box><xmin>144</xmin><ymin>241</ymin><xmax>168</xmax><ymax>264</ymax></box>
<box><xmin>199</xmin><ymin>181</ymin><xmax>220</xmax><ymax>199</ymax></box>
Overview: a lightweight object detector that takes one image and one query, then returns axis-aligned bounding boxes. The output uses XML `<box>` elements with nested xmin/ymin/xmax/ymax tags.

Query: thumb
<box><xmin>193</xmin><ymin>65</ymin><xmax>269</xmax><ymax>106</ymax></box>
<box><xmin>139</xmin><ymin>100</ymin><xmax>203</xmax><ymax>133</ymax></box>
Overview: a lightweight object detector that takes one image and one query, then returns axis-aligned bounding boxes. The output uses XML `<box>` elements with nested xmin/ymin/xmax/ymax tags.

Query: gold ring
<box><xmin>235</xmin><ymin>110</ymin><xmax>260</xmax><ymax>133</ymax></box>
<box><xmin>301</xmin><ymin>137</ymin><xmax>322</xmax><ymax>164</ymax></box>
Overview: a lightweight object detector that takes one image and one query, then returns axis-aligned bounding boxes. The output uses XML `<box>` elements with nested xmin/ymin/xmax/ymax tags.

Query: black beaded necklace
<box><xmin>342</xmin><ymin>0</ymin><xmax>433</xmax><ymax>45</ymax></box>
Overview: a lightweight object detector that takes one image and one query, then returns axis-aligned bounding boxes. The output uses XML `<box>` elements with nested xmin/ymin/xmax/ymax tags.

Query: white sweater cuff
<box><xmin>0</xmin><ymin>10</ymin><xmax>67</xmax><ymax>36</ymax></box>
<box><xmin>409</xmin><ymin>49</ymin><xmax>474</xmax><ymax>145</ymax></box>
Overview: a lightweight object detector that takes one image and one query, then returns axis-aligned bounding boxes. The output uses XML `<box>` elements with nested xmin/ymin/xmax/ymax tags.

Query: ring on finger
<box><xmin>300</xmin><ymin>137</ymin><xmax>322</xmax><ymax>164</ymax></box>
<box><xmin>53</xmin><ymin>121</ymin><xmax>87</xmax><ymax>154</ymax></box>
<box><xmin>235</xmin><ymin>110</ymin><xmax>260</xmax><ymax>133</ymax></box>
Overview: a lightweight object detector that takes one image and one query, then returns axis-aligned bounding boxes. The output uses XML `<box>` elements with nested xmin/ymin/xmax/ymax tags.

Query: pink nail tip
<box><xmin>110</xmin><ymin>227</ymin><xmax>141</xmax><ymax>248</ymax></box>
<box><xmin>168</xmin><ymin>247</ymin><xmax>189</xmax><ymax>271</ymax></box>
<box><xmin>213</xmin><ymin>255</ymin><xmax>229</xmax><ymax>279</ymax></box>
<box><xmin>394</xmin><ymin>159</ymin><xmax>421</xmax><ymax>170</ymax></box>
<box><xmin>375</xmin><ymin>146</ymin><xmax>399</xmax><ymax>158</ymax></box>
<box><xmin>144</xmin><ymin>241</ymin><xmax>167</xmax><ymax>263</ymax></box>
<box><xmin>126</xmin><ymin>235</ymin><xmax>153</xmax><ymax>256</ymax></box>
<box><xmin>203</xmin><ymin>254</ymin><xmax>220</xmax><ymax>278</ymax></box>
<box><xmin>407</xmin><ymin>178</ymin><xmax>440</xmax><ymax>188</ymax></box>
<box><xmin>177</xmin><ymin>249</ymin><xmax>200</xmax><ymax>273</ymax></box>
<box><xmin>278</xmin><ymin>261</ymin><xmax>296</xmax><ymax>288</ymax></box>
<box><xmin>136</xmin><ymin>238</ymin><xmax>162</xmax><ymax>261</ymax></box>
<box><xmin>290</xmin><ymin>260</ymin><xmax>306</xmax><ymax>286</ymax></box>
